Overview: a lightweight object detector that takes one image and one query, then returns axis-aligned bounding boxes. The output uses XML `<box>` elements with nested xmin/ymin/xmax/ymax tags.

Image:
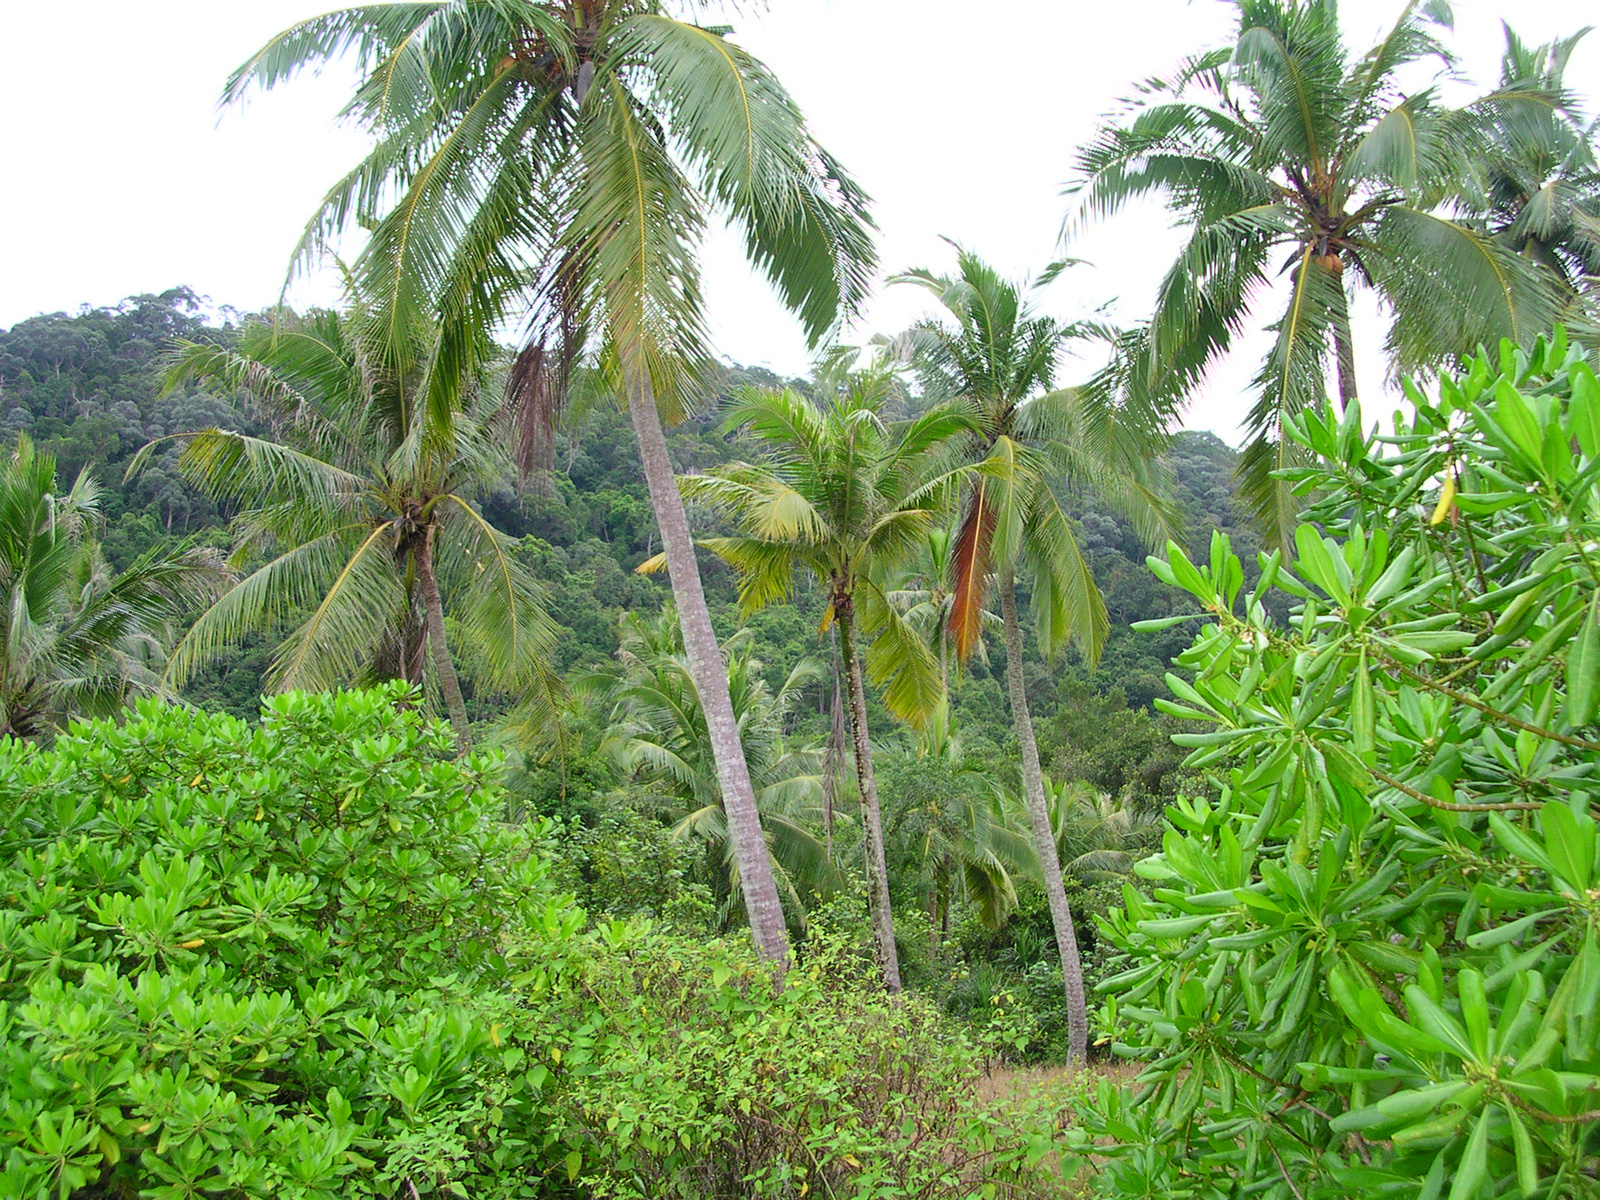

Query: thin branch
<box><xmin>1265</xmin><ymin>1137</ymin><xmax>1309</xmax><ymax>1200</ymax></box>
<box><xmin>1507</xmin><ymin>1092</ymin><xmax>1600</xmax><ymax>1125</ymax></box>
<box><xmin>1381</xmin><ymin>657</ymin><xmax>1600</xmax><ymax>753</ymax></box>
<box><xmin>1369</xmin><ymin>766</ymin><xmax>1541</xmax><ymax>813</ymax></box>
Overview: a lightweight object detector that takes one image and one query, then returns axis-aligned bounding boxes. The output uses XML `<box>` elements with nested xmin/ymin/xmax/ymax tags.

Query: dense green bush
<box><xmin>1</xmin><ymin>687</ymin><xmax>1066</xmax><ymax>1200</ymax></box>
<box><xmin>0</xmin><ymin>686</ymin><xmax>562</xmax><ymax>1199</ymax></box>
<box><xmin>1075</xmin><ymin>336</ymin><xmax>1600</xmax><ymax>1197</ymax></box>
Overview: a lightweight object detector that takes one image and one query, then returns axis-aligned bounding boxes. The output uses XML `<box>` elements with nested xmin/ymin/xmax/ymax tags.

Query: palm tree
<box><xmin>883</xmin><ymin>528</ymin><xmax>976</xmax><ymax>697</ymax></box>
<box><xmin>677</xmin><ymin>376</ymin><xmax>971</xmax><ymax>991</ymax></box>
<box><xmin>1027</xmin><ymin>776</ymin><xmax>1161</xmax><ymax>885</ymax></box>
<box><xmin>1072</xmin><ymin>0</ymin><xmax>1566</xmax><ymax>546</ymax></box>
<box><xmin>582</xmin><ymin>608</ymin><xmax>838</xmax><ymax>927</ymax></box>
<box><xmin>0</xmin><ymin>436</ymin><xmax>229</xmax><ymax>740</ymax></box>
<box><xmin>1466</xmin><ymin>26</ymin><xmax>1600</xmax><ymax>335</ymax></box>
<box><xmin>896</xmin><ymin>247</ymin><xmax>1171</xmax><ymax>1060</ymax></box>
<box><xmin>229</xmin><ymin>0</ymin><xmax>874</xmax><ymax>967</ymax></box>
<box><xmin>137</xmin><ymin>300</ymin><xmax>562</xmax><ymax>754</ymax></box>
<box><xmin>880</xmin><ymin>721</ymin><xmax>1033</xmax><ymax>955</ymax></box>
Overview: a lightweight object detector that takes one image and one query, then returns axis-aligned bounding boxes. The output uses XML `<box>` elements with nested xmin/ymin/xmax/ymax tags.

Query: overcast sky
<box><xmin>3</xmin><ymin>0</ymin><xmax>1595</xmax><ymax>440</ymax></box>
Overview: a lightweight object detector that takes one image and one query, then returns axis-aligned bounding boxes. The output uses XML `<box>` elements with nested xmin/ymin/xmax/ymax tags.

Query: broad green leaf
<box><xmin>1464</xmin><ymin>910</ymin><xmax>1560</xmax><ymax>949</ymax></box>
<box><xmin>1351</xmin><ymin>649</ymin><xmax>1375</xmax><ymax>754</ymax></box>
<box><xmin>1541</xmin><ymin>802</ymin><xmax>1595</xmax><ymax>892</ymax></box>
<box><xmin>1569</xmin><ymin>365</ymin><xmax>1600</xmax><ymax>457</ymax></box>
<box><xmin>1331</xmin><ymin>1081</ymin><xmax>1471</xmax><ymax>1132</ymax></box>
<box><xmin>1446</xmin><ymin>1107</ymin><xmax>1491</xmax><ymax>1200</ymax></box>
<box><xmin>1494</xmin><ymin>380</ymin><xmax>1544</xmax><ymax>466</ymax></box>
<box><xmin>1506</xmin><ymin>1104</ymin><xmax>1538</xmax><ymax>1198</ymax></box>
<box><xmin>1564</xmin><ymin>594</ymin><xmax>1599</xmax><ymax>729</ymax></box>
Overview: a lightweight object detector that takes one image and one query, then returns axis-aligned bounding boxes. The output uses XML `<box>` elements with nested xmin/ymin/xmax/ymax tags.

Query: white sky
<box><xmin>2</xmin><ymin>0</ymin><xmax>1595</xmax><ymax>440</ymax></box>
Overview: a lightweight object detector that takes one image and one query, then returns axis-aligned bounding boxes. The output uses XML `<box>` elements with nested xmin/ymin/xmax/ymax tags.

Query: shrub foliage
<box><xmin>1076</xmin><ymin>335</ymin><xmax>1600</xmax><ymax>1197</ymax></box>
<box><xmin>0</xmin><ymin>686</ymin><xmax>1059</xmax><ymax>1200</ymax></box>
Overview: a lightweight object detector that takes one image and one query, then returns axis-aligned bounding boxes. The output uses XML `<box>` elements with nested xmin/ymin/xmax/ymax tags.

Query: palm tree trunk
<box><xmin>835</xmin><ymin>596</ymin><xmax>902</xmax><ymax>993</ymax></box>
<box><xmin>999</xmin><ymin>572</ymin><xmax>1088</xmax><ymax>1061</ymax></box>
<box><xmin>822</xmin><ymin>625</ymin><xmax>847</xmax><ymax>863</ymax></box>
<box><xmin>1331</xmin><ymin>283</ymin><xmax>1358</xmax><ymax>409</ymax></box>
<box><xmin>417</xmin><ymin>527</ymin><xmax>471</xmax><ymax>755</ymax></box>
<box><xmin>624</xmin><ymin>363</ymin><xmax>791</xmax><ymax>969</ymax></box>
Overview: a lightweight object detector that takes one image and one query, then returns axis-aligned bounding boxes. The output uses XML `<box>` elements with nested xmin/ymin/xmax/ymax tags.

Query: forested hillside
<box><xmin>0</xmin><ymin>290</ymin><xmax>1247</xmax><ymax>773</ymax></box>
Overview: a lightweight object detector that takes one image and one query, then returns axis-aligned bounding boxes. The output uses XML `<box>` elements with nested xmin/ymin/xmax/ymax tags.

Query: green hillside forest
<box><xmin>4</xmin><ymin>3</ymin><xmax>1600</xmax><ymax>1198</ymax></box>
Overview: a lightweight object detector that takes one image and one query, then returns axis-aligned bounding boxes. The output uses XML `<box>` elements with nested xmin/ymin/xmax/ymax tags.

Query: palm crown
<box><xmin>229</xmin><ymin>0</ymin><xmax>874</xmax><ymax>417</ymax></box>
<box><xmin>895</xmin><ymin>247</ymin><xmax>1173</xmax><ymax>665</ymax></box>
<box><xmin>141</xmin><ymin>298</ymin><xmax>561</xmax><ymax>748</ymax></box>
<box><xmin>1468</xmin><ymin>26</ymin><xmax>1600</xmax><ymax>319</ymax></box>
<box><xmin>1074</xmin><ymin>0</ymin><xmax>1565</xmax><ymax>547</ymax></box>
<box><xmin>0</xmin><ymin>436</ymin><xmax>228</xmax><ymax>740</ymax></box>
<box><xmin>682</xmin><ymin>377</ymin><xmax>971</xmax><ymax>726</ymax></box>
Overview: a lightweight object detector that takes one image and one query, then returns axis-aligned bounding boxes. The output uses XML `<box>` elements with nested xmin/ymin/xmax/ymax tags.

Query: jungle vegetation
<box><xmin>2</xmin><ymin>1</ymin><xmax>1598</xmax><ymax>1197</ymax></box>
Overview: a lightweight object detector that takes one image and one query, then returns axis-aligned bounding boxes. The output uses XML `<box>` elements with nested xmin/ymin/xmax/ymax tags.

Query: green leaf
<box><xmin>1332</xmin><ymin>1081</ymin><xmax>1470</xmax><ymax>1131</ymax></box>
<box><xmin>1494</xmin><ymin>380</ymin><xmax>1545</xmax><ymax>466</ymax></box>
<box><xmin>1446</xmin><ymin>1107</ymin><xmax>1491</xmax><ymax>1200</ymax></box>
<box><xmin>1130</xmin><ymin>614</ymin><xmax>1201</xmax><ymax>632</ymax></box>
<box><xmin>1541</xmin><ymin>802</ymin><xmax>1595</xmax><ymax>892</ymax></box>
<box><xmin>1403</xmin><ymin>986</ymin><xmax>1476</xmax><ymax>1061</ymax></box>
<box><xmin>1568</xmin><ymin>365</ymin><xmax>1600</xmax><ymax>457</ymax></box>
<box><xmin>1294</xmin><ymin>526</ymin><xmax>1350</xmax><ymax>605</ymax></box>
<box><xmin>1564</xmin><ymin>594</ymin><xmax>1600</xmax><ymax>729</ymax></box>
<box><xmin>1459</xmin><ymin>968</ymin><xmax>1489</xmax><ymax>1059</ymax></box>
<box><xmin>1137</xmin><ymin>914</ymin><xmax>1217</xmax><ymax>939</ymax></box>
<box><xmin>1464</xmin><ymin>910</ymin><xmax>1559</xmax><ymax>949</ymax></box>
<box><xmin>1365</xmin><ymin>545</ymin><xmax>1416</xmax><ymax>605</ymax></box>
<box><xmin>1351</xmin><ymin>649</ymin><xmax>1375</xmax><ymax>754</ymax></box>
<box><xmin>1489</xmin><ymin>814</ymin><xmax>1554</xmax><ymax>872</ymax></box>
<box><xmin>1506</xmin><ymin>1104</ymin><xmax>1538</xmax><ymax>1198</ymax></box>
<box><xmin>1166</xmin><ymin>542</ymin><xmax>1211</xmax><ymax>601</ymax></box>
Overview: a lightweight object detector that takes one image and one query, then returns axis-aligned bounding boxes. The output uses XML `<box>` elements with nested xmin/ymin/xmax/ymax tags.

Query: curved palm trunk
<box><xmin>999</xmin><ymin>573</ymin><xmax>1088</xmax><ymax>1061</ymax></box>
<box><xmin>624</xmin><ymin>364</ymin><xmax>791</xmax><ymax>969</ymax></box>
<box><xmin>417</xmin><ymin>527</ymin><xmax>472</xmax><ymax>755</ymax></box>
<box><xmin>835</xmin><ymin>596</ymin><xmax>902</xmax><ymax>993</ymax></box>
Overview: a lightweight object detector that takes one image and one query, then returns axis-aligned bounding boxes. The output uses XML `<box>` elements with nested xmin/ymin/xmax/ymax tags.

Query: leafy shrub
<box><xmin>532</xmin><ymin>915</ymin><xmax>1064</xmax><ymax>1200</ymax></box>
<box><xmin>0</xmin><ymin>685</ymin><xmax>568</xmax><ymax>1199</ymax></box>
<box><xmin>542</xmin><ymin>804</ymin><xmax>718</xmax><ymax>930</ymax></box>
<box><xmin>1074</xmin><ymin>335</ymin><xmax>1600</xmax><ymax>1196</ymax></box>
<box><xmin>1</xmin><ymin>686</ymin><xmax>1067</xmax><ymax>1200</ymax></box>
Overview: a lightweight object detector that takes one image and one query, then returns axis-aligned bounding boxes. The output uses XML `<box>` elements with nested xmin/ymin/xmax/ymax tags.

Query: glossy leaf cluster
<box><xmin>1073</xmin><ymin>335</ymin><xmax>1600</xmax><ymax>1197</ymax></box>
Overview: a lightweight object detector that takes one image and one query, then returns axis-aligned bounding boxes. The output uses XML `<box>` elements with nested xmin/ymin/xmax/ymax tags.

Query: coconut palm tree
<box><xmin>229</xmin><ymin>0</ymin><xmax>874</xmax><ymax>967</ymax></box>
<box><xmin>1465</xmin><ymin>26</ymin><xmax>1600</xmax><ymax>336</ymax></box>
<box><xmin>880</xmin><ymin>721</ymin><xmax>1033</xmax><ymax>955</ymax></box>
<box><xmin>1027</xmin><ymin>776</ymin><xmax>1162</xmax><ymax>885</ymax></box>
<box><xmin>676</xmin><ymin>375</ymin><xmax>971</xmax><ymax>991</ymax></box>
<box><xmin>882</xmin><ymin>528</ymin><xmax>975</xmax><ymax>694</ymax></box>
<box><xmin>138</xmin><ymin>300</ymin><xmax>562</xmax><ymax>754</ymax></box>
<box><xmin>0</xmin><ymin>435</ymin><xmax>229</xmax><ymax>740</ymax></box>
<box><xmin>896</xmin><ymin>247</ymin><xmax>1171</xmax><ymax>1060</ymax></box>
<box><xmin>1072</xmin><ymin>0</ymin><xmax>1566</xmax><ymax>547</ymax></box>
<box><xmin>580</xmin><ymin>607</ymin><xmax>838</xmax><ymax>927</ymax></box>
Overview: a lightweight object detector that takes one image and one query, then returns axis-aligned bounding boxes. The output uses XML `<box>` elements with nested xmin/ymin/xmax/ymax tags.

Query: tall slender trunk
<box><xmin>999</xmin><ymin>573</ymin><xmax>1087</xmax><ymax>1061</ymax></box>
<box><xmin>624</xmin><ymin>363</ymin><xmax>791</xmax><ymax>968</ymax></box>
<box><xmin>835</xmin><ymin>595</ymin><xmax>902</xmax><ymax>993</ymax></box>
<box><xmin>417</xmin><ymin>526</ymin><xmax>471</xmax><ymax>755</ymax></box>
<box><xmin>1331</xmin><ymin>283</ymin><xmax>1358</xmax><ymax>410</ymax></box>
<box><xmin>822</xmin><ymin>629</ymin><xmax>846</xmax><ymax>863</ymax></box>
<box><xmin>938</xmin><ymin>606</ymin><xmax>950</xmax><ymax>699</ymax></box>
